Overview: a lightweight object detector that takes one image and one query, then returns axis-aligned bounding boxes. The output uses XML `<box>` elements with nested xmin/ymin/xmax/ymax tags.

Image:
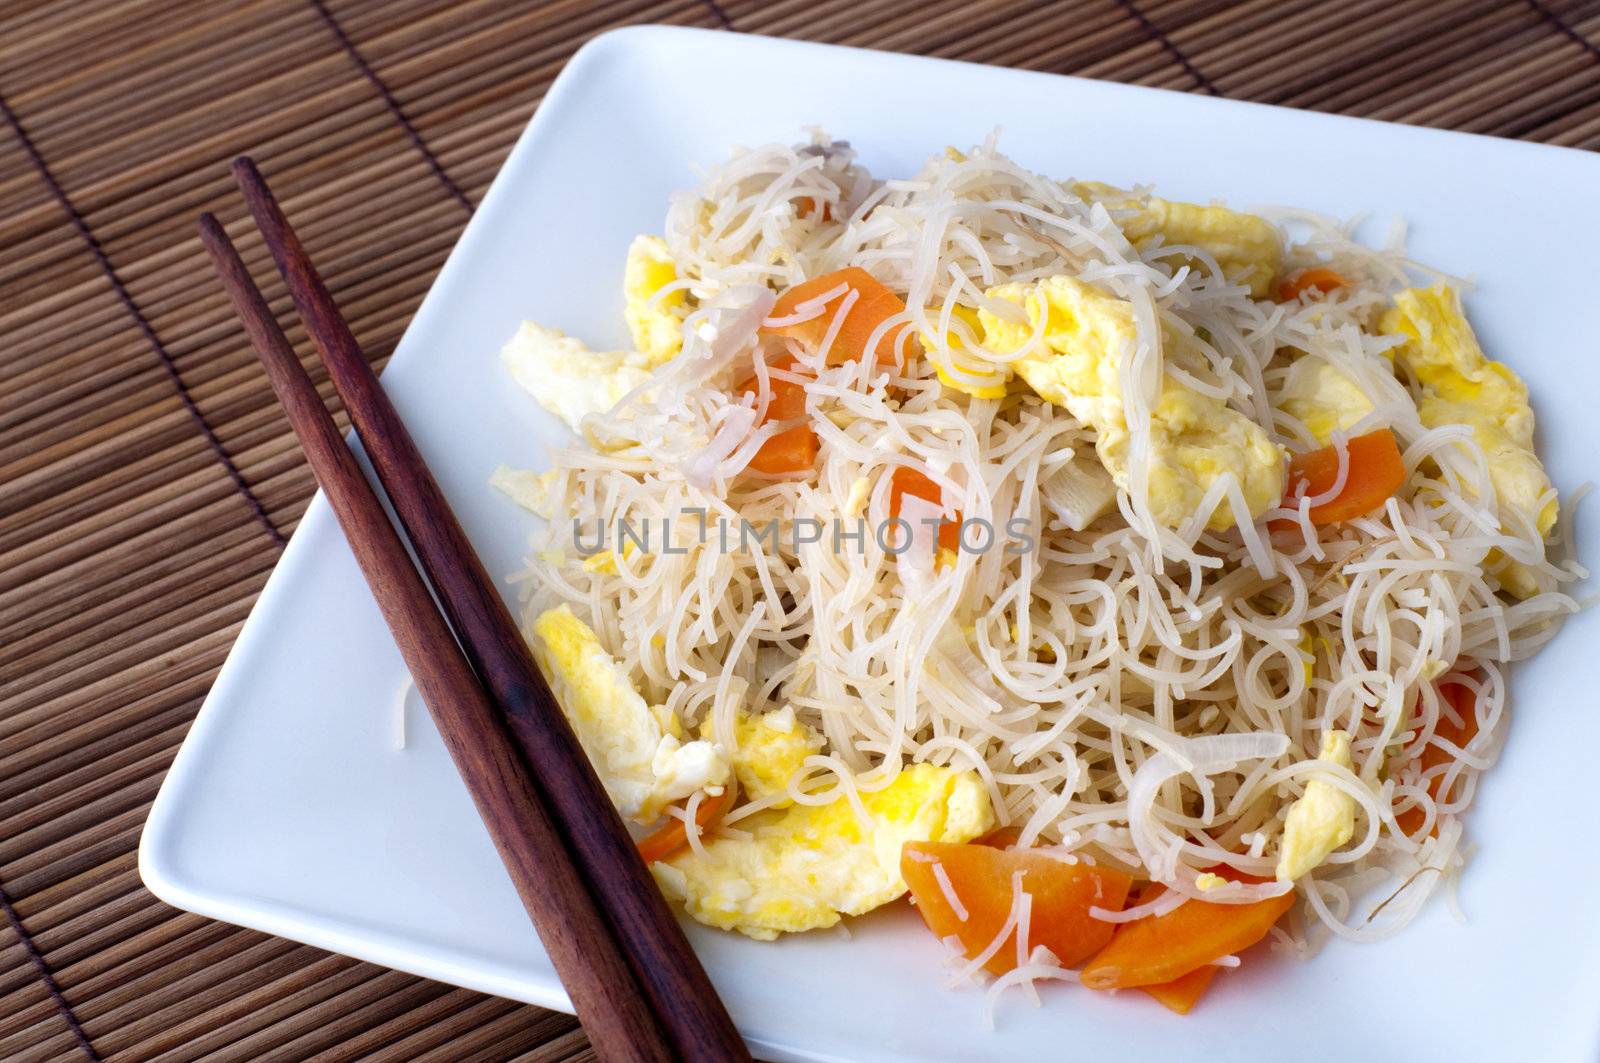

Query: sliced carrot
<box><xmin>901</xmin><ymin>841</ymin><xmax>1132</xmax><ymax>976</ymax></box>
<box><xmin>1275</xmin><ymin>427</ymin><xmax>1407</xmax><ymax>527</ymax></box>
<box><xmin>976</xmin><ymin>825</ymin><xmax>1023</xmax><ymax>849</ymax></box>
<box><xmin>762</xmin><ymin>267</ymin><xmax>914</xmax><ymax>367</ymax></box>
<box><xmin>1142</xmin><ymin>965</ymin><xmax>1218</xmax><ymax>1015</ymax></box>
<box><xmin>636</xmin><ymin>789</ymin><xmax>732</xmax><ymax>865</ymax></box>
<box><xmin>795</xmin><ymin>197</ymin><xmax>833</xmax><ymax>221</ymax></box>
<box><xmin>1276</xmin><ymin>267</ymin><xmax>1348</xmax><ymax>303</ymax></box>
<box><xmin>743</xmin><ymin>361</ymin><xmax>810</xmax><ymax>421</ymax></box>
<box><xmin>1121</xmin><ymin>881</ymin><xmax>1222</xmax><ymax>1013</ymax></box>
<box><xmin>888</xmin><ymin>466</ymin><xmax>962</xmax><ymax>553</ymax></box>
<box><xmin>746</xmin><ymin>425</ymin><xmax>819</xmax><ymax>475</ymax></box>
<box><xmin>737</xmin><ymin>360</ymin><xmax>818</xmax><ymax>476</ymax></box>
<box><xmin>1079</xmin><ymin>872</ymin><xmax>1293</xmax><ymax>990</ymax></box>
<box><xmin>1395</xmin><ymin>678</ymin><xmax>1480</xmax><ymax>836</ymax></box>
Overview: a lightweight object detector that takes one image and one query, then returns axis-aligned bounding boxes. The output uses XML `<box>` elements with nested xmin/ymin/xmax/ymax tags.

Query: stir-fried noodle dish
<box><xmin>491</xmin><ymin>131</ymin><xmax>1584</xmax><ymax>1016</ymax></box>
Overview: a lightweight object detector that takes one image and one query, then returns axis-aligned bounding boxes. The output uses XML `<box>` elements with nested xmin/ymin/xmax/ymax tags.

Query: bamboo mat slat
<box><xmin>3</xmin><ymin>1</ymin><xmax>1598</xmax><ymax>1060</ymax></box>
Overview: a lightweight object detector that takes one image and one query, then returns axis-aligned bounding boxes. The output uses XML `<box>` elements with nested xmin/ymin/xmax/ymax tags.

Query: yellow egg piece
<box><xmin>531</xmin><ymin>605</ymin><xmax>727</xmax><ymax>822</ymax></box>
<box><xmin>489</xmin><ymin>465</ymin><xmax>559</xmax><ymax>520</ymax></box>
<box><xmin>581</xmin><ymin>540</ymin><xmax>638</xmax><ymax>576</ymax></box>
<box><xmin>979</xmin><ymin>275</ymin><xmax>1285</xmax><ymax>530</ymax></box>
<box><xmin>843</xmin><ymin>476</ymin><xmax>871</xmax><ymax>518</ymax></box>
<box><xmin>1382</xmin><ymin>285</ymin><xmax>1557</xmax><ymax>598</ymax></box>
<box><xmin>1076</xmin><ymin>183</ymin><xmax>1282</xmax><ymax>297</ymax></box>
<box><xmin>922</xmin><ymin>304</ymin><xmax>1009</xmax><ymax>399</ymax></box>
<box><xmin>1296</xmin><ymin>627</ymin><xmax>1316</xmax><ymax>686</ymax></box>
<box><xmin>502</xmin><ymin>321</ymin><xmax>654</xmax><ymax>439</ymax></box>
<box><xmin>1276</xmin><ymin>356</ymin><xmax>1377</xmax><ymax>445</ymax></box>
<box><xmin>704</xmin><ymin>707</ymin><xmax>824</xmax><ymax>806</ymax></box>
<box><xmin>1276</xmin><ymin>730</ymin><xmax>1358</xmax><ymax>882</ymax></box>
<box><xmin>623</xmin><ymin>235</ymin><xmax>687</xmax><ymax>367</ymax></box>
<box><xmin>652</xmin><ymin>763</ymin><xmax>993</xmax><ymax>939</ymax></box>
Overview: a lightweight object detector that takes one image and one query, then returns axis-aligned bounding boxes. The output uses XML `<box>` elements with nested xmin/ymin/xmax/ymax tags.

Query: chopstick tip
<box><xmin>197</xmin><ymin>211</ymin><xmax>226</xmax><ymax>245</ymax></box>
<box><xmin>231</xmin><ymin>154</ymin><xmax>262</xmax><ymax>186</ymax></box>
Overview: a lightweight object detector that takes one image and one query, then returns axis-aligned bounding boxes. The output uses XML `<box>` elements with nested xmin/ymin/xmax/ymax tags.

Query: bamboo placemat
<box><xmin>3</xmin><ymin>1</ymin><xmax>1598</xmax><ymax>1059</ymax></box>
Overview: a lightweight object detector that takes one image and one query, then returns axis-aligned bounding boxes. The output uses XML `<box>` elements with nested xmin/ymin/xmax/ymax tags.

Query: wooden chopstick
<box><xmin>197</xmin><ymin>214</ymin><xmax>677</xmax><ymax>1063</ymax></box>
<box><xmin>225</xmin><ymin>159</ymin><xmax>751</xmax><ymax>1063</ymax></box>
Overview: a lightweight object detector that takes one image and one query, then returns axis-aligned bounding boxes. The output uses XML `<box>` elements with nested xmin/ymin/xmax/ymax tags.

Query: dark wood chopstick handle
<box><xmin>229</xmin><ymin>159</ymin><xmax>750</xmax><ymax>1063</ymax></box>
<box><xmin>198</xmin><ymin>213</ymin><xmax>675</xmax><ymax>1063</ymax></box>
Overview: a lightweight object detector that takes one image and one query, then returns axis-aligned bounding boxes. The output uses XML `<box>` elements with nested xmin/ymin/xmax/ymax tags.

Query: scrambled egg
<box><xmin>489</xmin><ymin>465</ymin><xmax>558</xmax><ymax>519</ymax></box>
<box><xmin>531</xmin><ymin>605</ymin><xmax>728</xmax><ymax>822</ymax></box>
<box><xmin>1276</xmin><ymin>356</ymin><xmax>1376</xmax><ymax>446</ymax></box>
<box><xmin>652</xmin><ymin>763</ymin><xmax>992</xmax><ymax>939</ymax></box>
<box><xmin>581</xmin><ymin>541</ymin><xmax>638</xmax><ymax>576</ymax></box>
<box><xmin>1296</xmin><ymin>628</ymin><xmax>1316</xmax><ymax>686</ymax></box>
<box><xmin>705</xmin><ymin>706</ymin><xmax>823</xmax><ymax>806</ymax></box>
<box><xmin>1076</xmin><ymin>183</ymin><xmax>1282</xmax><ymax>297</ymax></box>
<box><xmin>1381</xmin><ymin>285</ymin><xmax>1557</xmax><ymax>597</ymax></box>
<box><xmin>1276</xmin><ymin>729</ymin><xmax>1358</xmax><ymax>881</ymax></box>
<box><xmin>623</xmin><ymin>235</ymin><xmax>687</xmax><ymax>366</ymax></box>
<box><xmin>844</xmin><ymin>476</ymin><xmax>872</xmax><ymax>517</ymax></box>
<box><xmin>502</xmin><ymin>322</ymin><xmax>653</xmax><ymax>437</ymax></box>
<box><xmin>979</xmin><ymin>276</ymin><xmax>1285</xmax><ymax>530</ymax></box>
<box><xmin>923</xmin><ymin>304</ymin><xmax>1008</xmax><ymax>399</ymax></box>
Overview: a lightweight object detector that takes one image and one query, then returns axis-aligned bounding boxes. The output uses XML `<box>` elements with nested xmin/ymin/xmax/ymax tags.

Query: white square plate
<box><xmin>142</xmin><ymin>25</ymin><xmax>1600</xmax><ymax>1062</ymax></box>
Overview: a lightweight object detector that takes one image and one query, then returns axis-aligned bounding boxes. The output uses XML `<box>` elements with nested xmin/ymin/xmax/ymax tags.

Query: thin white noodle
<box><xmin>683</xmin><ymin>789</ymin><xmax>710</xmax><ymax>860</ymax></box>
<box><xmin>392</xmin><ymin>675</ymin><xmax>413</xmax><ymax>752</ymax></box>
<box><xmin>948</xmin><ymin>870</ymin><xmax>1028</xmax><ymax>988</ymax></box>
<box><xmin>1301</xmin><ymin>432</ymin><xmax>1353</xmax><ymax>507</ymax></box>
<box><xmin>932</xmin><ymin>861</ymin><xmax>969</xmax><ymax>922</ymax></box>
<box><xmin>983</xmin><ymin>947</ymin><xmax>1071</xmax><ymax>1030</ymax></box>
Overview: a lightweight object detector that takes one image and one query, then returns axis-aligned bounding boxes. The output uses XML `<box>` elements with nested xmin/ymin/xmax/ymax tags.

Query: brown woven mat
<box><xmin>3</xmin><ymin>0</ymin><xmax>1598</xmax><ymax>1059</ymax></box>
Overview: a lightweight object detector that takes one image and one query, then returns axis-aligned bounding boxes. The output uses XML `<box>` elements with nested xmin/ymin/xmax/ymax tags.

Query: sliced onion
<box><xmin>683</xmin><ymin>403</ymin><xmax>759</xmax><ymax>488</ymax></box>
<box><xmin>895</xmin><ymin>493</ymin><xmax>945</xmax><ymax>598</ymax></box>
<box><xmin>654</xmin><ymin>285</ymin><xmax>775</xmax><ymax>399</ymax></box>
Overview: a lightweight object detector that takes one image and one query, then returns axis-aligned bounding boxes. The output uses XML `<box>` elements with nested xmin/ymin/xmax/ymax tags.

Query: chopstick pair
<box><xmin>199</xmin><ymin>158</ymin><xmax>749</xmax><ymax>1063</ymax></box>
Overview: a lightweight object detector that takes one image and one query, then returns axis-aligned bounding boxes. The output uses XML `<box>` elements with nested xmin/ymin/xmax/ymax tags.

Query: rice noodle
<box><xmin>932</xmin><ymin>861</ymin><xmax>969</xmax><ymax>922</ymax></box>
<box><xmin>947</xmin><ymin>870</ymin><xmax>1029</xmax><ymax>988</ymax></box>
<box><xmin>391</xmin><ymin>675</ymin><xmax>413</xmax><ymax>752</ymax></box>
<box><xmin>510</xmin><ymin>130</ymin><xmax>1584</xmax><ymax>959</ymax></box>
<box><xmin>1090</xmin><ymin>884</ymin><xmax>1187</xmax><ymax>924</ymax></box>
<box><xmin>984</xmin><ymin>946</ymin><xmax>1072</xmax><ymax>1030</ymax></box>
<box><xmin>682</xmin><ymin>788</ymin><xmax>710</xmax><ymax>859</ymax></box>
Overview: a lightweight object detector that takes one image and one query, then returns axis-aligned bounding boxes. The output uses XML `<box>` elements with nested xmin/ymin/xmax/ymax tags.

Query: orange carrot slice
<box><xmin>901</xmin><ymin>841</ymin><xmax>1133</xmax><ymax>976</ymax></box>
<box><xmin>1121</xmin><ymin>881</ymin><xmax>1223</xmax><ymax>1013</ymax></box>
<box><xmin>795</xmin><ymin>197</ymin><xmax>833</xmax><ymax>221</ymax></box>
<box><xmin>636</xmin><ymin>790</ymin><xmax>732</xmax><ymax>864</ymax></box>
<box><xmin>1277</xmin><ymin>428</ymin><xmax>1407</xmax><ymax>527</ymax></box>
<box><xmin>1142</xmin><ymin>965</ymin><xmax>1219</xmax><ymax>1015</ymax></box>
<box><xmin>746</xmin><ymin>425</ymin><xmax>819</xmax><ymax>475</ymax></box>
<box><xmin>737</xmin><ymin>360</ymin><xmax>819</xmax><ymax>476</ymax></box>
<box><xmin>888</xmin><ymin>466</ymin><xmax>962</xmax><ymax>553</ymax></box>
<box><xmin>1079</xmin><ymin>873</ymin><xmax>1293</xmax><ymax>990</ymax></box>
<box><xmin>762</xmin><ymin>267</ymin><xmax>914</xmax><ymax>366</ymax></box>
<box><xmin>1395</xmin><ymin>678</ymin><xmax>1480</xmax><ymax>836</ymax></box>
<box><xmin>1277</xmin><ymin>267</ymin><xmax>1348</xmax><ymax>302</ymax></box>
<box><xmin>976</xmin><ymin>825</ymin><xmax>1023</xmax><ymax>849</ymax></box>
